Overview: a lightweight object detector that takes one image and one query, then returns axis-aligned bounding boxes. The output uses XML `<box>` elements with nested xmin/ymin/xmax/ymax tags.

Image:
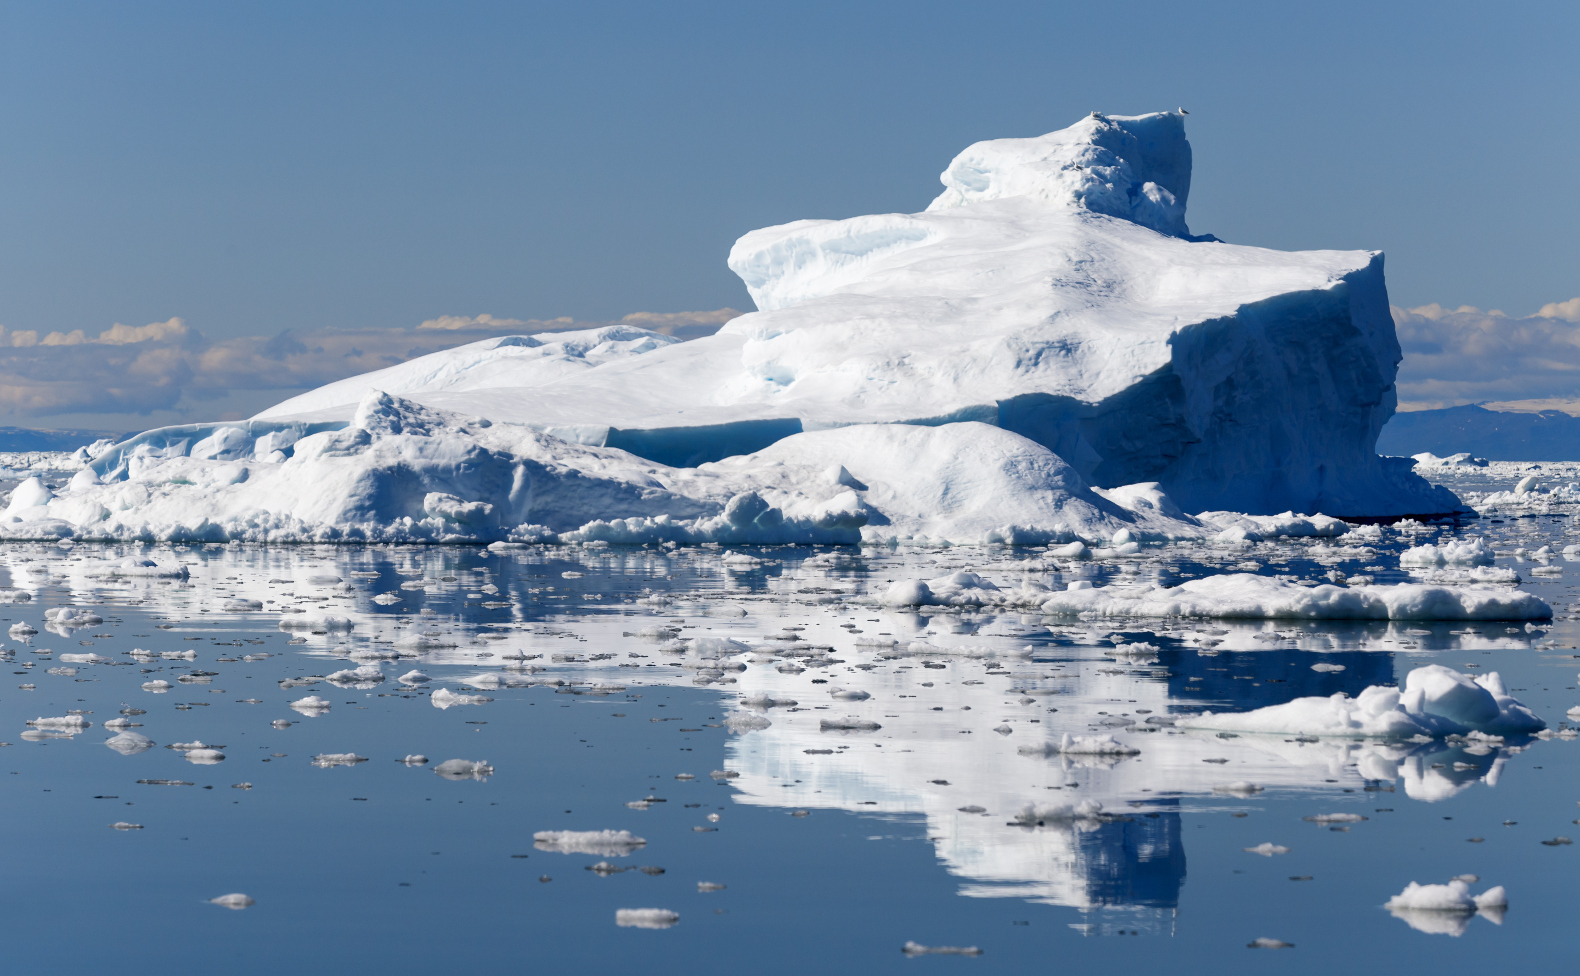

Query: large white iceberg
<box><xmin>1</xmin><ymin>110</ymin><xmax>1458</xmax><ymax>542</ymax></box>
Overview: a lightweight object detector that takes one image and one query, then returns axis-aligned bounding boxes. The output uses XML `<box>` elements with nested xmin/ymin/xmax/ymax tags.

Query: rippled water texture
<box><xmin>3</xmin><ymin>478</ymin><xmax>1578</xmax><ymax>972</ymax></box>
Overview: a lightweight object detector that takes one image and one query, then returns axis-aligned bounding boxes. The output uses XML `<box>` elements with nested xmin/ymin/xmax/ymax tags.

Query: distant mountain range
<box><xmin>1379</xmin><ymin>404</ymin><xmax>1580</xmax><ymax>460</ymax></box>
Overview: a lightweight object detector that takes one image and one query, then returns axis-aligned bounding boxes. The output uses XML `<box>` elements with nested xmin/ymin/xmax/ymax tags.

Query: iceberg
<box><xmin>1</xmin><ymin>111</ymin><xmax>1458</xmax><ymax>543</ymax></box>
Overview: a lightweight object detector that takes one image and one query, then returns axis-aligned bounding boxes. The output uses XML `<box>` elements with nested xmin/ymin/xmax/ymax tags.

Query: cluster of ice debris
<box><xmin>0</xmin><ymin>111</ymin><xmax>1461</xmax><ymax>545</ymax></box>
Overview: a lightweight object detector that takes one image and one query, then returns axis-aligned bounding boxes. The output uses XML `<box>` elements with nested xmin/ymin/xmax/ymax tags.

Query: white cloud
<box><xmin>417</xmin><ymin>313</ymin><xmax>529</xmax><ymax>331</ymax></box>
<box><xmin>1394</xmin><ymin>298</ymin><xmax>1580</xmax><ymax>408</ymax></box>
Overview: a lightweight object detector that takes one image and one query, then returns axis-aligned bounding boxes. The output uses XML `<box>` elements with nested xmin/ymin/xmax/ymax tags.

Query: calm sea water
<box><xmin>2</xmin><ymin>501</ymin><xmax>1577</xmax><ymax>973</ymax></box>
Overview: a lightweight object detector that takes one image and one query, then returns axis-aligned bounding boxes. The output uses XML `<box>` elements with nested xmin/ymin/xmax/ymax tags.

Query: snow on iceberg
<box><xmin>1176</xmin><ymin>665</ymin><xmax>1544</xmax><ymax>739</ymax></box>
<box><xmin>1399</xmin><ymin>537</ymin><xmax>1495</xmax><ymax>567</ymax></box>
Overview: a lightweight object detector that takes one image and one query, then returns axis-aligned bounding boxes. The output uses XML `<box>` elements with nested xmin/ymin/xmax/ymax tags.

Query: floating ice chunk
<box><xmin>326</xmin><ymin>665</ymin><xmax>385</xmax><ymax>686</ymax></box>
<box><xmin>724</xmin><ymin>712</ymin><xmax>771</xmax><ymax>731</ymax></box>
<box><xmin>534</xmin><ymin>830</ymin><xmax>647</xmax><ymax>856</ymax></box>
<box><xmin>278</xmin><ymin>615</ymin><xmax>354</xmax><ymax>631</ymax></box>
<box><xmin>8</xmin><ymin>622</ymin><xmax>36</xmax><ymax>637</ymax></box>
<box><xmin>221</xmin><ymin>599</ymin><xmax>263</xmax><ymax>612</ymax></box>
<box><xmin>399</xmin><ymin>670</ymin><xmax>431</xmax><ymax>684</ymax></box>
<box><xmin>403</xmin><ymin>755</ymin><xmax>428</xmax><ymax>765</ymax></box>
<box><xmin>209</xmin><ymin>893</ymin><xmax>255</xmax><ymax>910</ymax></box>
<box><xmin>185</xmin><ymin>748</ymin><xmax>226</xmax><ymax>764</ymax></box>
<box><xmin>1311</xmin><ymin>662</ymin><xmax>1346</xmax><ymax>673</ymax></box>
<box><xmin>271</xmin><ymin>719</ymin><xmax>293</xmax><ymax>729</ymax></box>
<box><xmin>1247</xmin><ymin>938</ymin><xmax>1294</xmax><ymax>949</ymax></box>
<box><xmin>395</xmin><ymin>634</ymin><xmax>457</xmax><ymax>651</ymax></box>
<box><xmin>433</xmin><ymin>758</ymin><xmax>493</xmax><ymax>780</ymax></box>
<box><xmin>1214</xmin><ymin>781</ymin><xmax>1264</xmax><ymax>795</ymax></box>
<box><xmin>312</xmin><ymin>753</ymin><xmax>368</xmax><ymax>767</ymax></box>
<box><xmin>110</xmin><ymin>822</ymin><xmax>143</xmax><ymax>830</ymax></box>
<box><xmin>828</xmin><ymin>688</ymin><xmax>870</xmax><ymax>701</ymax></box>
<box><xmin>58</xmin><ymin>652</ymin><xmax>111</xmax><ymax>664</ymax></box>
<box><xmin>1013</xmin><ymin>799</ymin><xmax>1103</xmax><ymax>824</ymax></box>
<box><xmin>82</xmin><ymin>556</ymin><xmax>189</xmax><ymax>578</ymax></box>
<box><xmin>1037</xmin><ymin>573</ymin><xmax>1549</xmax><ymax>620</ymax></box>
<box><xmin>102</xmin><ymin>717</ymin><xmax>138</xmax><ymax>729</ymax></box>
<box><xmin>1399</xmin><ymin>537</ymin><xmax>1495</xmax><ymax>568</ymax></box>
<box><xmin>1243</xmin><ymin>843</ymin><xmax>1289</xmax><ymax>856</ymax></box>
<box><xmin>27</xmin><ymin>715</ymin><xmax>91</xmax><ymax>729</ymax></box>
<box><xmin>698</xmin><ymin>882</ymin><xmax>726</xmax><ymax>892</ymax></box>
<box><xmin>289</xmin><ymin>695</ymin><xmax>332</xmax><ymax>714</ymax></box>
<box><xmin>1385</xmin><ymin>878</ymin><xmax>1507</xmax><ymax>916</ymax></box>
<box><xmin>615</xmin><ymin>908</ymin><xmax>678</xmax><ymax>929</ymax></box>
<box><xmin>1178</xmin><ymin>665</ymin><xmax>1544</xmax><ymax>739</ymax></box>
<box><xmin>44</xmin><ymin>607</ymin><xmax>103</xmax><ymax>628</ymax></box>
<box><xmin>1303</xmin><ymin>813</ymin><xmax>1367</xmax><ymax>824</ymax></box>
<box><xmin>431</xmin><ymin>688</ymin><xmax>491</xmax><ymax>709</ymax></box>
<box><xmin>104</xmin><ymin>731</ymin><xmax>155</xmax><ymax>755</ymax></box>
<box><xmin>901</xmin><ymin>942</ymin><xmax>982</xmax><ymax>956</ymax></box>
<box><xmin>737</xmin><ymin>693</ymin><xmax>797</xmax><ymax>709</ymax></box>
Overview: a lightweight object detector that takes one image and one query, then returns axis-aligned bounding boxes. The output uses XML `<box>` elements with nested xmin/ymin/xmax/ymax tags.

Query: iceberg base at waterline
<box><xmin>1176</xmin><ymin>665</ymin><xmax>1544</xmax><ymax>739</ymax></box>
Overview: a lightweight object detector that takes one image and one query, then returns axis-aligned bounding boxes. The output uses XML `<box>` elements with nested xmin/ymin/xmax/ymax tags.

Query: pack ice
<box><xmin>2</xmin><ymin>111</ymin><xmax>1458</xmax><ymax>544</ymax></box>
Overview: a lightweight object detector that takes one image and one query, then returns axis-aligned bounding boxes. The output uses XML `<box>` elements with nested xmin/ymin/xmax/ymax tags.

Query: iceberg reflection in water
<box><xmin>0</xmin><ymin>520</ymin><xmax>1571</xmax><ymax>967</ymax></box>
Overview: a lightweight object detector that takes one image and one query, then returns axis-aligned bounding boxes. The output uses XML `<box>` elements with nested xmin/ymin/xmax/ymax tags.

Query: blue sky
<box><xmin>0</xmin><ymin>0</ymin><xmax>1575</xmax><ymax>428</ymax></box>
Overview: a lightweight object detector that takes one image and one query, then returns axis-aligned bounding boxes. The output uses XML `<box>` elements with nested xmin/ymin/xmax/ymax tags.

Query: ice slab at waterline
<box><xmin>1</xmin><ymin>534</ymin><xmax>1577</xmax><ymax>969</ymax></box>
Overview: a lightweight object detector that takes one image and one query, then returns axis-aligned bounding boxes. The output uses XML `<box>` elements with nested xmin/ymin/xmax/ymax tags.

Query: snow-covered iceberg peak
<box><xmin>925</xmin><ymin>111</ymin><xmax>1194</xmax><ymax>238</ymax></box>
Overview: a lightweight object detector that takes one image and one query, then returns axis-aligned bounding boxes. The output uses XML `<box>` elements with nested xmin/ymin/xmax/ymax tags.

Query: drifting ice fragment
<box><xmin>430</xmin><ymin>688</ymin><xmax>492</xmax><ymax>709</ymax></box>
<box><xmin>901</xmin><ymin>942</ymin><xmax>982</xmax><ymax>956</ymax></box>
<box><xmin>615</xmin><ymin>908</ymin><xmax>678</xmax><ymax>929</ymax></box>
<box><xmin>433</xmin><ymin>759</ymin><xmax>493</xmax><ymax>780</ymax></box>
<box><xmin>1243</xmin><ymin>843</ymin><xmax>1289</xmax><ymax>856</ymax></box>
<box><xmin>104</xmin><ymin>731</ymin><xmax>155</xmax><ymax>755</ymax></box>
<box><xmin>209</xmin><ymin>893</ymin><xmax>255</xmax><ymax>910</ymax></box>
<box><xmin>534</xmin><ymin>830</ymin><xmax>647</xmax><ymax>856</ymax></box>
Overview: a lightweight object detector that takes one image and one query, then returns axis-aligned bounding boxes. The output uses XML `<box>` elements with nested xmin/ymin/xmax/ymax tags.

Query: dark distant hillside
<box><xmin>1378</xmin><ymin>405</ymin><xmax>1580</xmax><ymax>460</ymax></box>
<box><xmin>0</xmin><ymin>426</ymin><xmax>124</xmax><ymax>453</ymax></box>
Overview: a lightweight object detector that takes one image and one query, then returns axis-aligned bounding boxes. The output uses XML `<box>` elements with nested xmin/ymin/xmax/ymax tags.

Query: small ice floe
<box><xmin>698</xmin><ymin>882</ymin><xmax>726</xmax><ymax>892</ymax></box>
<box><xmin>535</xmin><ymin>830</ymin><xmax>647</xmax><ymax>856</ymax></box>
<box><xmin>278</xmin><ymin>615</ymin><xmax>354</xmax><ymax>631</ymax></box>
<box><xmin>828</xmin><ymin>688</ymin><xmax>870</xmax><ymax>701</ymax></box>
<box><xmin>372</xmin><ymin>593</ymin><xmax>402</xmax><ymax>605</ymax></box>
<box><xmin>1214</xmin><ymin>781</ymin><xmax>1264</xmax><ymax>795</ymax></box>
<box><xmin>87</xmin><ymin>556</ymin><xmax>189</xmax><ymax>578</ymax></box>
<box><xmin>1177</xmin><ymin>665</ymin><xmax>1544</xmax><ymax>739</ymax></box>
<box><xmin>433</xmin><ymin>759</ymin><xmax>493</xmax><ymax>780</ymax></box>
<box><xmin>430</xmin><ymin>688</ymin><xmax>491</xmax><ymax>709</ymax></box>
<box><xmin>326</xmin><ymin>665</ymin><xmax>385</xmax><ymax>687</ymax></box>
<box><xmin>402</xmin><ymin>755</ymin><xmax>429</xmax><ymax>765</ymax></box>
<box><xmin>1247</xmin><ymin>937</ymin><xmax>1293</xmax><ymax>949</ymax></box>
<box><xmin>1399</xmin><ymin>537</ymin><xmax>1495</xmax><ymax>568</ymax></box>
<box><xmin>209</xmin><ymin>893</ymin><xmax>255</xmax><ymax>910</ymax></box>
<box><xmin>104</xmin><ymin>731</ymin><xmax>155</xmax><ymax>755</ymax></box>
<box><xmin>398</xmin><ymin>670</ymin><xmax>431</xmax><ymax>685</ymax></box>
<box><xmin>289</xmin><ymin>696</ymin><xmax>332</xmax><ymax>715</ymax></box>
<box><xmin>141</xmin><ymin>680</ymin><xmax>173</xmax><ymax>693</ymax></box>
<box><xmin>221</xmin><ymin>599</ymin><xmax>264</xmax><ymax>612</ymax></box>
<box><xmin>102</xmin><ymin>717</ymin><xmax>139</xmax><ymax>730</ymax></box>
<box><xmin>185</xmin><ymin>748</ymin><xmax>226</xmax><ymax>764</ymax></box>
<box><xmin>21</xmin><ymin>729</ymin><xmax>74</xmax><ymax>740</ymax></box>
<box><xmin>1243</xmin><ymin>843</ymin><xmax>1290</xmax><ymax>856</ymax></box>
<box><xmin>58</xmin><ymin>652</ymin><xmax>111</xmax><ymax>664</ymax></box>
<box><xmin>44</xmin><ymin>607</ymin><xmax>103</xmax><ymax>628</ymax></box>
<box><xmin>1303</xmin><ymin>813</ymin><xmax>1367</xmax><ymax>824</ymax></box>
<box><xmin>1013</xmin><ymin>799</ymin><xmax>1103</xmax><ymax>825</ymax></box>
<box><xmin>819</xmin><ymin>717</ymin><xmax>881</xmax><ymax>731</ymax></box>
<box><xmin>737</xmin><ymin>693</ymin><xmax>796</xmax><ymax>709</ymax></box>
<box><xmin>708</xmin><ymin>769</ymin><xmax>739</xmax><ymax>780</ymax></box>
<box><xmin>270</xmin><ymin>719</ymin><xmax>293</xmax><ymax>729</ymax></box>
<box><xmin>1385</xmin><ymin>879</ymin><xmax>1507</xmax><ymax>935</ymax></box>
<box><xmin>109</xmin><ymin>822</ymin><xmax>143</xmax><ymax>830</ymax></box>
<box><xmin>1567</xmin><ymin>705</ymin><xmax>1580</xmax><ymax>721</ymax></box>
<box><xmin>615</xmin><ymin>908</ymin><xmax>678</xmax><ymax>929</ymax></box>
<box><xmin>161</xmin><ymin>650</ymin><xmax>197</xmax><ymax>660</ymax></box>
<box><xmin>723</xmin><ymin>712</ymin><xmax>771</xmax><ymax>732</ymax></box>
<box><xmin>27</xmin><ymin>715</ymin><xmax>91</xmax><ymax>729</ymax></box>
<box><xmin>1311</xmin><ymin>662</ymin><xmax>1346</xmax><ymax>673</ymax></box>
<box><xmin>311</xmin><ymin>753</ymin><xmax>368</xmax><ymax>767</ymax></box>
<box><xmin>901</xmin><ymin>942</ymin><xmax>982</xmax><ymax>956</ymax></box>
<box><xmin>395</xmin><ymin>634</ymin><xmax>457</xmax><ymax>651</ymax></box>
<box><xmin>8</xmin><ymin>622</ymin><xmax>37</xmax><ymax>638</ymax></box>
